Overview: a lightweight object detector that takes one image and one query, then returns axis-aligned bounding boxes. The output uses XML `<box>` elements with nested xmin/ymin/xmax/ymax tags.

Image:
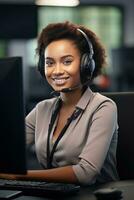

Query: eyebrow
<box><xmin>45</xmin><ymin>55</ymin><xmax>74</xmax><ymax>60</ymax></box>
<box><xmin>45</xmin><ymin>57</ymin><xmax>53</xmax><ymax>60</ymax></box>
<box><xmin>62</xmin><ymin>55</ymin><xmax>73</xmax><ymax>59</ymax></box>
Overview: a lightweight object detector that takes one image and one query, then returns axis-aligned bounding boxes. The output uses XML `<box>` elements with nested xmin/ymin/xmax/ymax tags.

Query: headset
<box><xmin>38</xmin><ymin>28</ymin><xmax>95</xmax><ymax>87</ymax></box>
<box><xmin>77</xmin><ymin>28</ymin><xmax>95</xmax><ymax>84</ymax></box>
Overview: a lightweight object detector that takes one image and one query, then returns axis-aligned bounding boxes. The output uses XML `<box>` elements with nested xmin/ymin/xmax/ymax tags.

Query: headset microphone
<box><xmin>50</xmin><ymin>84</ymin><xmax>80</xmax><ymax>95</ymax></box>
<box><xmin>51</xmin><ymin>78</ymin><xmax>91</xmax><ymax>96</ymax></box>
<box><xmin>60</xmin><ymin>84</ymin><xmax>81</xmax><ymax>93</ymax></box>
<box><xmin>61</xmin><ymin>76</ymin><xmax>92</xmax><ymax>93</ymax></box>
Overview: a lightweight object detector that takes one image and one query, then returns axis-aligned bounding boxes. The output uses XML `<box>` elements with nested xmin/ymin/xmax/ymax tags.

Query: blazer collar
<box><xmin>76</xmin><ymin>87</ymin><xmax>95</xmax><ymax>111</ymax></box>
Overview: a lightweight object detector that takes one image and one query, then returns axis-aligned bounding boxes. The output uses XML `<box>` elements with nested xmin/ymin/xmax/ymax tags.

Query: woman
<box><xmin>2</xmin><ymin>21</ymin><xmax>119</xmax><ymax>185</ymax></box>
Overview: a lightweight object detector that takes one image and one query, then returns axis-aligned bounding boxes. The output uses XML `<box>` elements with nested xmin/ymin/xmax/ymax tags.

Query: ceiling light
<box><xmin>36</xmin><ymin>0</ymin><xmax>80</xmax><ymax>7</ymax></box>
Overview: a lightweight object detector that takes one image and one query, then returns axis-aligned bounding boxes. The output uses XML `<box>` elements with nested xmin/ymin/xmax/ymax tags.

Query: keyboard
<box><xmin>0</xmin><ymin>179</ymin><xmax>80</xmax><ymax>197</ymax></box>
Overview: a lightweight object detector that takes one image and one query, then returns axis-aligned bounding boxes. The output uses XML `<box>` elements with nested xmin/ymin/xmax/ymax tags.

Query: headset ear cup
<box><xmin>90</xmin><ymin>58</ymin><xmax>95</xmax><ymax>75</ymax></box>
<box><xmin>80</xmin><ymin>53</ymin><xmax>95</xmax><ymax>84</ymax></box>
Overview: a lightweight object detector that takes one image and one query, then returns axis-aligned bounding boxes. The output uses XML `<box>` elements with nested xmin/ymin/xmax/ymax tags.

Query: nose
<box><xmin>53</xmin><ymin>63</ymin><xmax>64</xmax><ymax>75</ymax></box>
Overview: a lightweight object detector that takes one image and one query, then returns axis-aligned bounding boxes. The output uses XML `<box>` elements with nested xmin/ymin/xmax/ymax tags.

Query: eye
<box><xmin>63</xmin><ymin>59</ymin><xmax>72</xmax><ymax>66</ymax></box>
<box><xmin>45</xmin><ymin>59</ymin><xmax>54</xmax><ymax>67</ymax></box>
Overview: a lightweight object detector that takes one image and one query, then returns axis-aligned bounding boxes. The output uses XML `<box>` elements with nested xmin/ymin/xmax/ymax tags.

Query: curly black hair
<box><xmin>36</xmin><ymin>21</ymin><xmax>107</xmax><ymax>79</ymax></box>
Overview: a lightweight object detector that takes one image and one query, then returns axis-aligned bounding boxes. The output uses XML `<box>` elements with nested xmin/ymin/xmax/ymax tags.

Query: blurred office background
<box><xmin>0</xmin><ymin>0</ymin><xmax>134</xmax><ymax>113</ymax></box>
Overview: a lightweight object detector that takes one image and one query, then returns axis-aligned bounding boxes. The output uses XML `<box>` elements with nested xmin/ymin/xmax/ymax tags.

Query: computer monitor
<box><xmin>0</xmin><ymin>4</ymin><xmax>37</xmax><ymax>39</ymax></box>
<box><xmin>0</xmin><ymin>57</ymin><xmax>27</xmax><ymax>174</ymax></box>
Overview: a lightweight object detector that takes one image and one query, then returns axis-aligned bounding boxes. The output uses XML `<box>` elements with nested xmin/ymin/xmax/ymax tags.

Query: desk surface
<box><xmin>99</xmin><ymin>180</ymin><xmax>134</xmax><ymax>200</ymax></box>
<box><xmin>11</xmin><ymin>187</ymin><xmax>96</xmax><ymax>200</ymax></box>
<box><xmin>2</xmin><ymin>180</ymin><xmax>134</xmax><ymax>200</ymax></box>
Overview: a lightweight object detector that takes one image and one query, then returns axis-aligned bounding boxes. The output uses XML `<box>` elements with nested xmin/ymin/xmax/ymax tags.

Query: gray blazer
<box><xmin>26</xmin><ymin>88</ymin><xmax>119</xmax><ymax>185</ymax></box>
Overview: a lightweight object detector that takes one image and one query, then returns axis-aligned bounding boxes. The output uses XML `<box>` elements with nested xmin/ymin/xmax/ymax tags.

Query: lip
<box><xmin>52</xmin><ymin>77</ymin><xmax>70</xmax><ymax>86</ymax></box>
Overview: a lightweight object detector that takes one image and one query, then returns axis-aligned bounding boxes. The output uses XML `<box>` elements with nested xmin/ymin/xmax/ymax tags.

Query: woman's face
<box><xmin>44</xmin><ymin>39</ymin><xmax>81</xmax><ymax>92</ymax></box>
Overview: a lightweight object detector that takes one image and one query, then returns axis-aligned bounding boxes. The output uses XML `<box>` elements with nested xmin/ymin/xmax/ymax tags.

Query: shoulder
<box><xmin>78</xmin><ymin>88</ymin><xmax>117</xmax><ymax>113</ymax></box>
<box><xmin>26</xmin><ymin>97</ymin><xmax>59</xmax><ymax>122</ymax></box>
<box><xmin>92</xmin><ymin>92</ymin><xmax>117</xmax><ymax>112</ymax></box>
<box><xmin>35</xmin><ymin>97</ymin><xmax>58</xmax><ymax>111</ymax></box>
<box><xmin>94</xmin><ymin>92</ymin><xmax>116</xmax><ymax>105</ymax></box>
<box><xmin>26</xmin><ymin>97</ymin><xmax>58</xmax><ymax>118</ymax></box>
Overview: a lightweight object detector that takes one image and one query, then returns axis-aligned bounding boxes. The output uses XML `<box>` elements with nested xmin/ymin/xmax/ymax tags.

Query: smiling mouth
<box><xmin>52</xmin><ymin>77</ymin><xmax>69</xmax><ymax>85</ymax></box>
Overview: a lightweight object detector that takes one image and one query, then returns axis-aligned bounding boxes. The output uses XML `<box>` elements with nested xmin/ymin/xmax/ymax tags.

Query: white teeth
<box><xmin>52</xmin><ymin>77</ymin><xmax>69</xmax><ymax>85</ymax></box>
<box><xmin>54</xmin><ymin>79</ymin><xmax>67</xmax><ymax>84</ymax></box>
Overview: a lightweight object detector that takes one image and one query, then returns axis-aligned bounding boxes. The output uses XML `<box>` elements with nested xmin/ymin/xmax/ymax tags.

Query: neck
<box><xmin>60</xmin><ymin>88</ymin><xmax>83</xmax><ymax>108</ymax></box>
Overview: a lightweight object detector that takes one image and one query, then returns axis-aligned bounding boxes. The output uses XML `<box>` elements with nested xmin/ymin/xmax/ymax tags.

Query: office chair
<box><xmin>103</xmin><ymin>92</ymin><xmax>134</xmax><ymax>180</ymax></box>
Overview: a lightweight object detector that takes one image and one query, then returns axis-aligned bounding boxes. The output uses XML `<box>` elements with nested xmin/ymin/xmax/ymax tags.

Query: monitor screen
<box><xmin>0</xmin><ymin>57</ymin><xmax>27</xmax><ymax>174</ymax></box>
<box><xmin>0</xmin><ymin>4</ymin><xmax>37</xmax><ymax>39</ymax></box>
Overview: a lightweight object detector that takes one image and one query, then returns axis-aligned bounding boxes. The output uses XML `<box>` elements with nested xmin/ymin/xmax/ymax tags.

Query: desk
<box><xmin>4</xmin><ymin>180</ymin><xmax>134</xmax><ymax>200</ymax></box>
<box><xmin>99</xmin><ymin>180</ymin><xmax>134</xmax><ymax>200</ymax></box>
<box><xmin>11</xmin><ymin>187</ymin><xmax>96</xmax><ymax>200</ymax></box>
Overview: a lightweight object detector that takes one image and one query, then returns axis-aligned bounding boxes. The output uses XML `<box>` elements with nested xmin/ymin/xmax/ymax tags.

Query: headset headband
<box><xmin>77</xmin><ymin>28</ymin><xmax>94</xmax><ymax>58</ymax></box>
